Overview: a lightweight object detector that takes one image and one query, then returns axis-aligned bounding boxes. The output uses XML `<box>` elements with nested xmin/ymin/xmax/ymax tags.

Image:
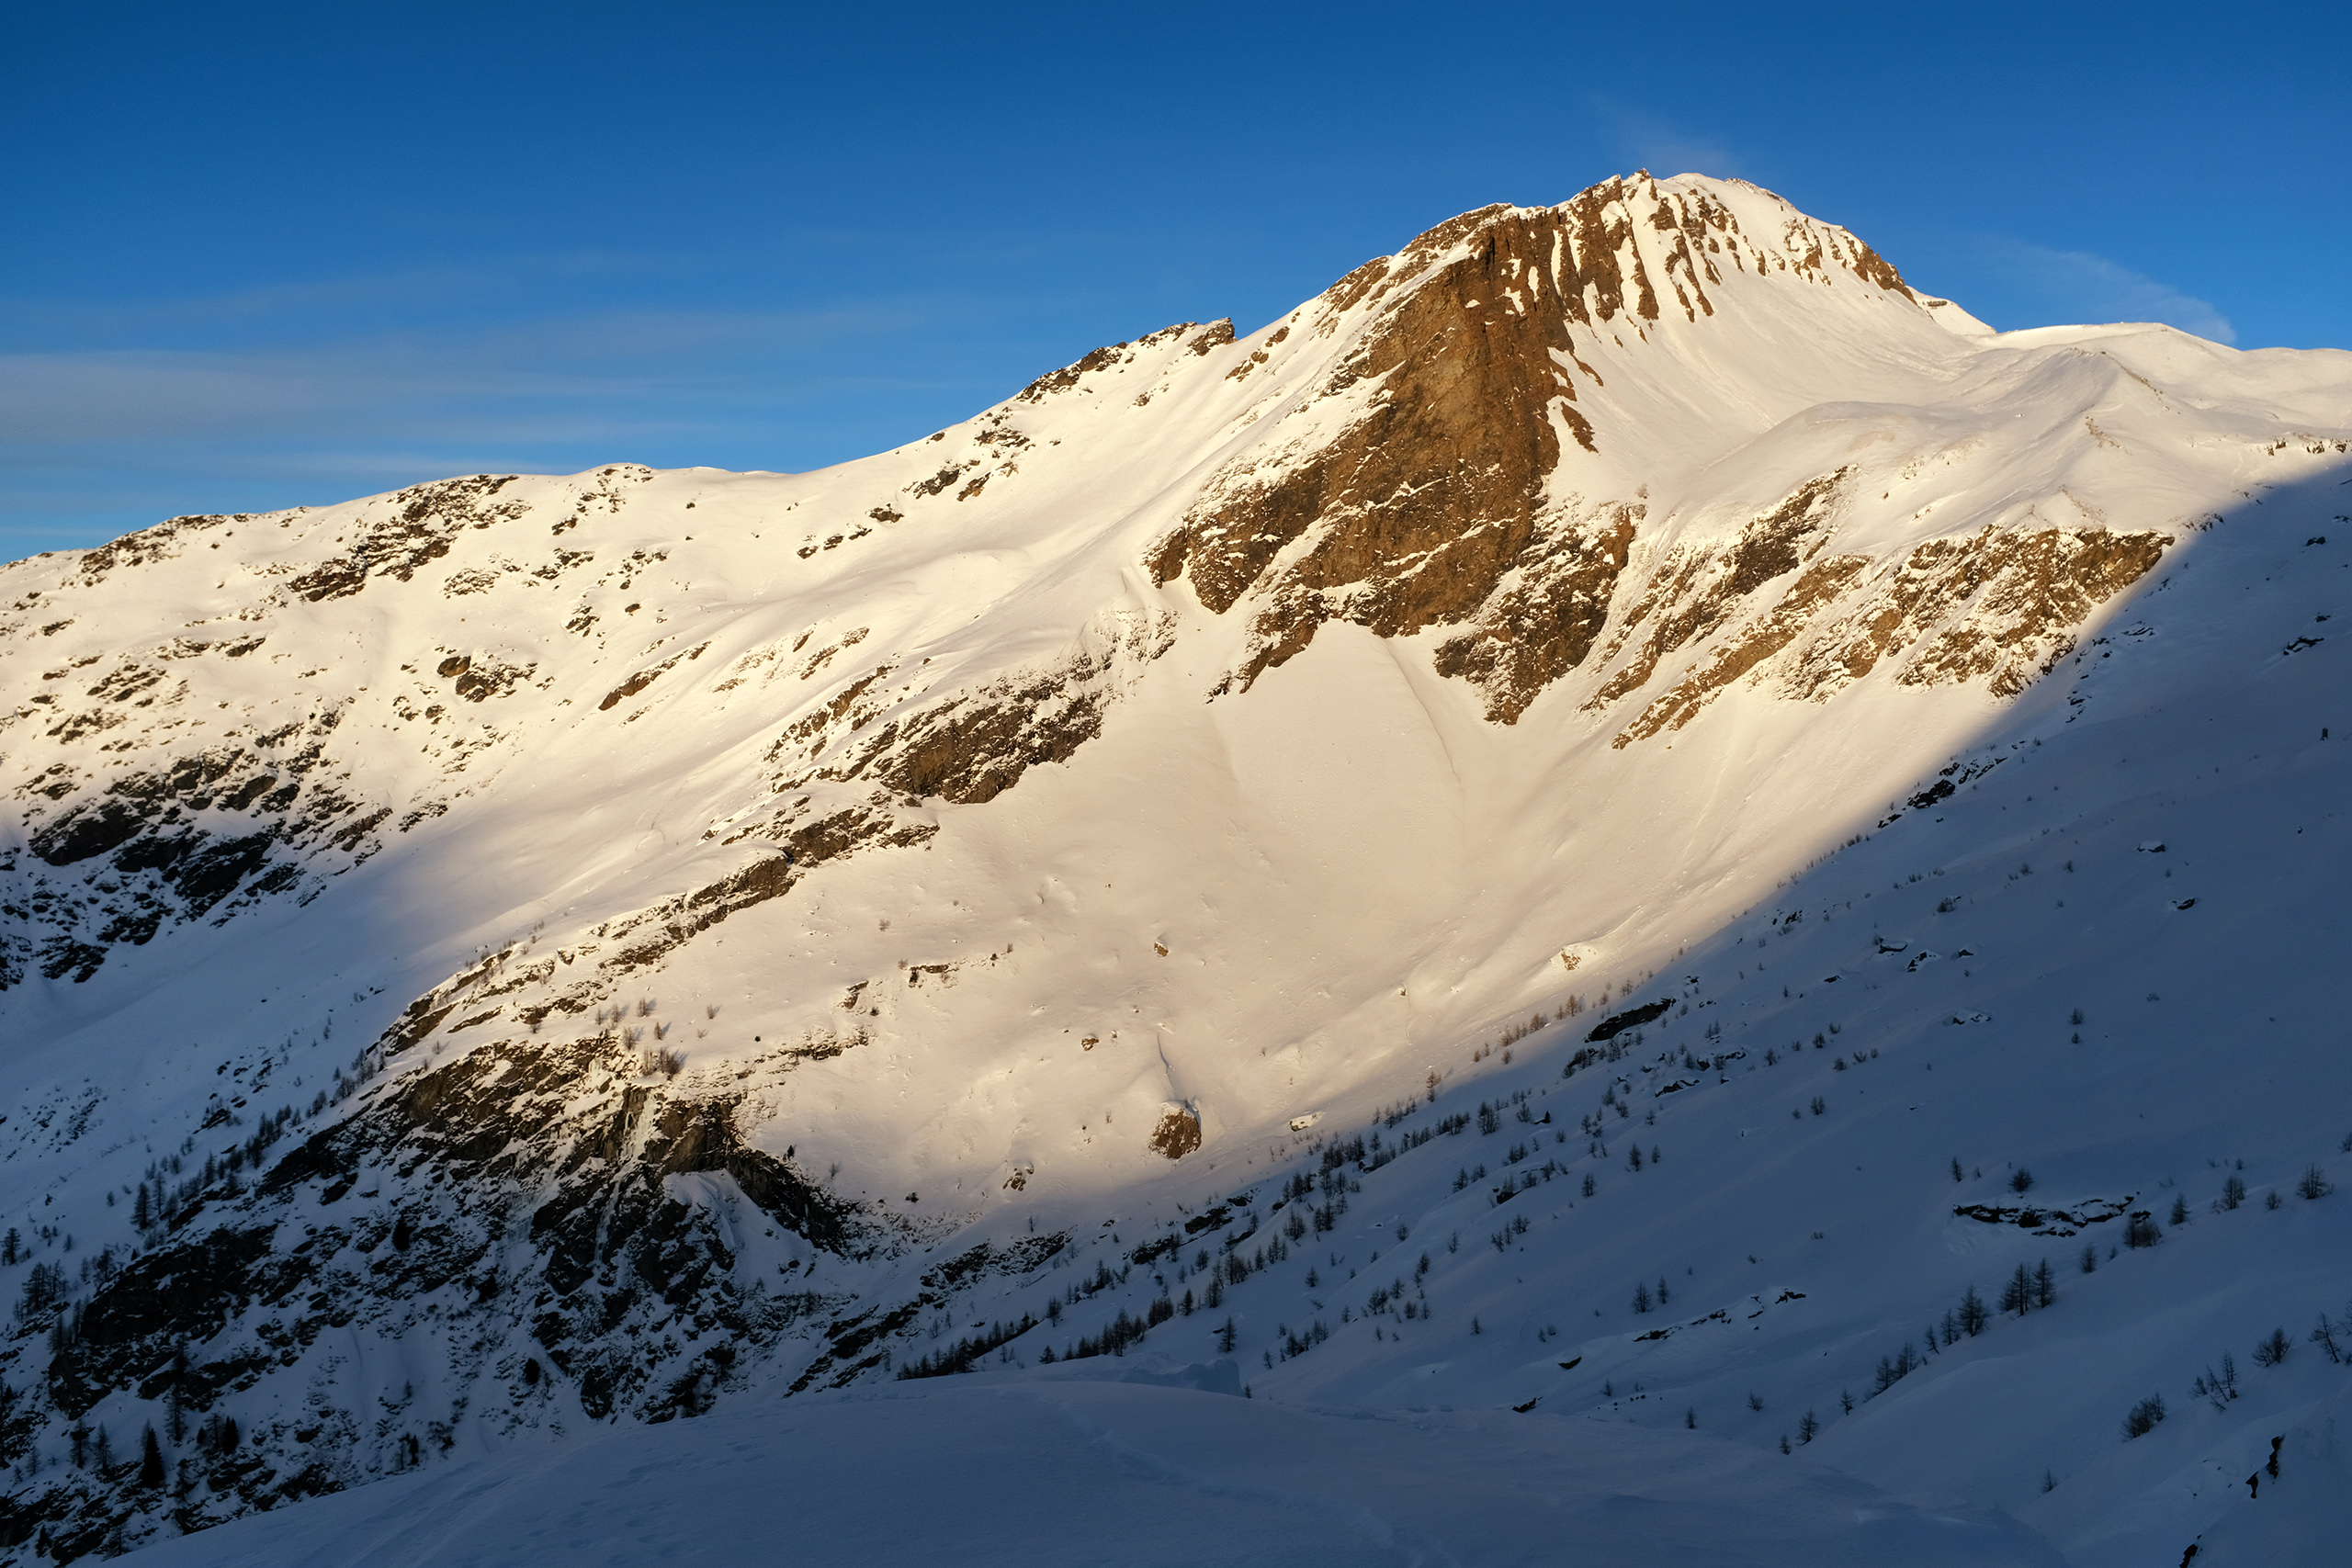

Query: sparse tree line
<box><xmin>1036</xmin><ymin>1294</ymin><xmax>1177</xmax><ymax>1363</ymax></box>
<box><xmin>1856</xmin><ymin>1148</ymin><xmax>2346</xmax><ymax>1461</ymax></box>
<box><xmin>4</xmin><ymin>1107</ymin><xmax>329</xmax><ymax>1349</ymax></box>
<box><xmin>1267</xmin><ymin>1319</ymin><xmax>1332</xmax><ymax>1364</ymax></box>
<box><xmin>2132</xmin><ymin>1300</ymin><xmax>2352</xmax><ymax>1443</ymax></box>
<box><xmin>1005</xmin><ymin>983</ymin><xmax>1701</xmax><ymax>1384</ymax></box>
<box><xmin>1719</xmin><ymin>1258</ymin><xmax>2064</xmax><ymax>1455</ymax></box>
<box><xmin>897</xmin><ymin>1313</ymin><xmax>1038</xmax><ymax>1379</ymax></box>
<box><xmin>1007</xmin><ymin>1104</ymin><xmax>1473</xmax><ymax>1383</ymax></box>
<box><xmin>1032</xmin><ymin>1207</ymin><xmax>1317</xmax><ymax>1367</ymax></box>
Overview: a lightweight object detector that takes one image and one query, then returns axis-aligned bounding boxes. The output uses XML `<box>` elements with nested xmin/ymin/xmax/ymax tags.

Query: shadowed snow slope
<box><xmin>0</xmin><ymin>173</ymin><xmax>2346</xmax><ymax>1564</ymax></box>
<box><xmin>125</xmin><ymin>1371</ymin><xmax>2066</xmax><ymax>1568</ymax></box>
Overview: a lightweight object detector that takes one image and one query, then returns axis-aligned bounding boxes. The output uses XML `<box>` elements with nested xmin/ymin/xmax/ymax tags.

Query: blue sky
<box><xmin>3</xmin><ymin>1</ymin><xmax>2345</xmax><ymax>558</ymax></box>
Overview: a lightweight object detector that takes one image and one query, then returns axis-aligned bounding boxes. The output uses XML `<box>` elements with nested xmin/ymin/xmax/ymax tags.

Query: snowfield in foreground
<box><xmin>0</xmin><ymin>173</ymin><xmax>2346</xmax><ymax>1563</ymax></box>
<box><xmin>129</xmin><ymin>1369</ymin><xmax>2075</xmax><ymax>1568</ymax></box>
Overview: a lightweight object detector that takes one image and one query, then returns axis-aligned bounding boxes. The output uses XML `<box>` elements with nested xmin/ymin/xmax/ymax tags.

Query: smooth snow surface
<box><xmin>130</xmin><ymin>1371</ymin><xmax>2066</xmax><ymax>1568</ymax></box>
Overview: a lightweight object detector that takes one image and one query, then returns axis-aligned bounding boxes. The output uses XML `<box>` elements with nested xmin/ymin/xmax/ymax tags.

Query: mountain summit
<box><xmin>3</xmin><ymin>175</ymin><xmax>2348</xmax><ymax>1564</ymax></box>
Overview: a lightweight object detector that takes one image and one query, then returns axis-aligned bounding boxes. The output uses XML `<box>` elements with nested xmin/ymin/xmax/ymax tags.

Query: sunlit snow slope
<box><xmin>1</xmin><ymin>173</ymin><xmax>2347</xmax><ymax>1565</ymax></box>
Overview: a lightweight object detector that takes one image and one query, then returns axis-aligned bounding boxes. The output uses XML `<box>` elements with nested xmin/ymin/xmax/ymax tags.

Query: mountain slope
<box><xmin>1</xmin><ymin>172</ymin><xmax>2347</xmax><ymax>1563</ymax></box>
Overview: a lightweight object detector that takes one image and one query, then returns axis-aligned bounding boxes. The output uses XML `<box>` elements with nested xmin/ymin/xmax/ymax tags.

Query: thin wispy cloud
<box><xmin>1587</xmin><ymin>98</ymin><xmax>1747</xmax><ymax>181</ymax></box>
<box><xmin>0</xmin><ymin>303</ymin><xmax>944</xmax><ymax>446</ymax></box>
<box><xmin>0</xmin><ymin>283</ymin><xmax>1089</xmax><ymax>547</ymax></box>
<box><xmin>0</xmin><ymin>253</ymin><xmax>702</xmax><ymax>344</ymax></box>
<box><xmin>1970</xmin><ymin>237</ymin><xmax>2235</xmax><ymax>344</ymax></box>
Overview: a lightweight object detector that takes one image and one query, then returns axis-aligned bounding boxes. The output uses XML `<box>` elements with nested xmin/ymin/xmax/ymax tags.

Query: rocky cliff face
<box><xmin>1</xmin><ymin>173</ymin><xmax>2346</xmax><ymax>1561</ymax></box>
<box><xmin>1146</xmin><ymin>179</ymin><xmax>1924</xmax><ymax>705</ymax></box>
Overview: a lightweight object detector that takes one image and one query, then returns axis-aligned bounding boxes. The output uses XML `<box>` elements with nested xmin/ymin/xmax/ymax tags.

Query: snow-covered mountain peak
<box><xmin>3</xmin><ymin>175</ymin><xmax>2349</xmax><ymax>1565</ymax></box>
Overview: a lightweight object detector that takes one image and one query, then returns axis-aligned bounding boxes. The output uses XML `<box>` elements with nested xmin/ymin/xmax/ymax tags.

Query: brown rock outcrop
<box><xmin>1147</xmin><ymin>182</ymin><xmax>1913</xmax><ymax>711</ymax></box>
<box><xmin>1148</xmin><ymin>1107</ymin><xmax>1203</xmax><ymax>1160</ymax></box>
<box><xmin>1796</xmin><ymin>527</ymin><xmax>2167</xmax><ymax>700</ymax></box>
<box><xmin>1432</xmin><ymin>507</ymin><xmax>1638</xmax><ymax>723</ymax></box>
<box><xmin>1613</xmin><ymin>555</ymin><xmax>1870</xmax><ymax>747</ymax></box>
<box><xmin>1589</xmin><ymin>471</ymin><xmax>1851</xmax><ymax>714</ymax></box>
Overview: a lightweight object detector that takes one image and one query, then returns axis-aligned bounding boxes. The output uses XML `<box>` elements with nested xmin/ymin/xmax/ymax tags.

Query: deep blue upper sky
<box><xmin>4</xmin><ymin>1</ymin><xmax>2344</xmax><ymax>558</ymax></box>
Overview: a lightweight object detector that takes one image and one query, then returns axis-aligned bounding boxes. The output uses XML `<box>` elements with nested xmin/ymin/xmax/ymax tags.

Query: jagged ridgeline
<box><xmin>1</xmin><ymin>171</ymin><xmax>2346</xmax><ymax>1561</ymax></box>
